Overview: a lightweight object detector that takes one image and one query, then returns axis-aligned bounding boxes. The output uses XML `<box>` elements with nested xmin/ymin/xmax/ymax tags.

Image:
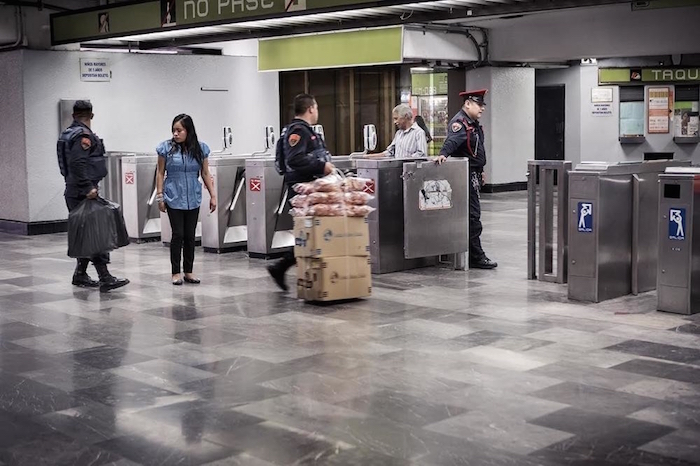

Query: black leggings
<box><xmin>167</xmin><ymin>205</ymin><xmax>199</xmax><ymax>274</ymax></box>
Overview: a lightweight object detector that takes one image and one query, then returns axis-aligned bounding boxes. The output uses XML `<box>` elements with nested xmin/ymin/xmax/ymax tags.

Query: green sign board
<box><xmin>258</xmin><ymin>27</ymin><xmax>403</xmax><ymax>71</ymax></box>
<box><xmin>51</xmin><ymin>0</ymin><xmax>432</xmax><ymax>45</ymax></box>
<box><xmin>411</xmin><ymin>73</ymin><xmax>448</xmax><ymax>96</ymax></box>
<box><xmin>599</xmin><ymin>68</ymin><xmax>700</xmax><ymax>84</ymax></box>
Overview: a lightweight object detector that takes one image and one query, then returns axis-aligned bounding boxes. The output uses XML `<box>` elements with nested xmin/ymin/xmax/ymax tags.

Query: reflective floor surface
<box><xmin>0</xmin><ymin>192</ymin><xmax>699</xmax><ymax>465</ymax></box>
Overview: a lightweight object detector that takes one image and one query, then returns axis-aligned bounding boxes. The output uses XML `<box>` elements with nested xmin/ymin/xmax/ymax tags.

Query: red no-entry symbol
<box><xmin>124</xmin><ymin>172</ymin><xmax>135</xmax><ymax>184</ymax></box>
<box><xmin>363</xmin><ymin>179</ymin><xmax>375</xmax><ymax>194</ymax></box>
<box><xmin>249</xmin><ymin>178</ymin><xmax>262</xmax><ymax>192</ymax></box>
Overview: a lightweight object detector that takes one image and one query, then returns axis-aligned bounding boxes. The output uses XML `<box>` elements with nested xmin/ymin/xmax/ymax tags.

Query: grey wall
<box><xmin>536</xmin><ymin>67</ymin><xmax>582</xmax><ymax>165</ymax></box>
<box><xmin>488</xmin><ymin>4</ymin><xmax>700</xmax><ymax>62</ymax></box>
<box><xmin>466</xmin><ymin>67</ymin><xmax>535</xmax><ymax>185</ymax></box>
<box><xmin>0</xmin><ymin>50</ymin><xmax>29</xmax><ymax>223</ymax></box>
<box><xmin>537</xmin><ymin>65</ymin><xmax>700</xmax><ymax>166</ymax></box>
<box><xmin>18</xmin><ymin>50</ymin><xmax>279</xmax><ymax>223</ymax></box>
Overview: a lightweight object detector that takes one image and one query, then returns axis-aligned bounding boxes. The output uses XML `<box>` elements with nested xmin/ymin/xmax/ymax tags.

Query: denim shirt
<box><xmin>156</xmin><ymin>140</ymin><xmax>210</xmax><ymax>210</ymax></box>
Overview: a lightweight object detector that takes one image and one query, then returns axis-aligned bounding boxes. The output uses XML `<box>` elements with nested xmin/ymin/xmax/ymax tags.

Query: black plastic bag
<box><xmin>97</xmin><ymin>197</ymin><xmax>130</xmax><ymax>248</ymax></box>
<box><xmin>68</xmin><ymin>198</ymin><xmax>129</xmax><ymax>258</ymax></box>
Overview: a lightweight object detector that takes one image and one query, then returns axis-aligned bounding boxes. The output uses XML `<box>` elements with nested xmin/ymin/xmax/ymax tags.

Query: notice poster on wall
<box><xmin>648</xmin><ymin>87</ymin><xmax>671</xmax><ymax>133</ymax></box>
<box><xmin>674</xmin><ymin>101</ymin><xmax>700</xmax><ymax>137</ymax></box>
<box><xmin>620</xmin><ymin>101</ymin><xmax>645</xmax><ymax>137</ymax></box>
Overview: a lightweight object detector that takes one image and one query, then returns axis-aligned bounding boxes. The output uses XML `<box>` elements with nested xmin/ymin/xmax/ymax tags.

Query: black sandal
<box><xmin>183</xmin><ymin>276</ymin><xmax>200</xmax><ymax>284</ymax></box>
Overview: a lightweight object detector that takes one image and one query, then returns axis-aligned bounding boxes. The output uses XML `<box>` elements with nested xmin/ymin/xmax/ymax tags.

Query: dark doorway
<box><xmin>535</xmin><ymin>85</ymin><xmax>565</xmax><ymax>161</ymax></box>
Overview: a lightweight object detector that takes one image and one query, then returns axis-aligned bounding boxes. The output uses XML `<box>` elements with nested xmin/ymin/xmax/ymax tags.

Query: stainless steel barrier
<box><xmin>201</xmin><ymin>155</ymin><xmax>248</xmax><ymax>253</ymax></box>
<box><xmin>121</xmin><ymin>154</ymin><xmax>161</xmax><ymax>242</ymax></box>
<box><xmin>100</xmin><ymin>151</ymin><xmax>138</xmax><ymax>206</ymax></box>
<box><xmin>568</xmin><ymin>160</ymin><xmax>689</xmax><ymax>302</ymax></box>
<box><xmin>527</xmin><ymin>160</ymin><xmax>571</xmax><ymax>284</ymax></box>
<box><xmin>657</xmin><ymin>167</ymin><xmax>700</xmax><ymax>315</ymax></box>
<box><xmin>355</xmin><ymin>158</ymin><xmax>468</xmax><ymax>274</ymax></box>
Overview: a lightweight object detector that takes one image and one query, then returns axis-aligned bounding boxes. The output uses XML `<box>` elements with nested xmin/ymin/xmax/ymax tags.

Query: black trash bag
<box><xmin>67</xmin><ymin>198</ymin><xmax>119</xmax><ymax>258</ymax></box>
<box><xmin>96</xmin><ymin>197</ymin><xmax>130</xmax><ymax>248</ymax></box>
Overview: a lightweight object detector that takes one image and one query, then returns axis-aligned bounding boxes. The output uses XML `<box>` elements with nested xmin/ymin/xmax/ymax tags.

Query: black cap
<box><xmin>73</xmin><ymin>100</ymin><xmax>93</xmax><ymax>114</ymax></box>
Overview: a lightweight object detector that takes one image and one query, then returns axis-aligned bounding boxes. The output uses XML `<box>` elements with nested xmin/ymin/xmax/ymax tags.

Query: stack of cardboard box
<box><xmin>294</xmin><ymin>216</ymin><xmax>371</xmax><ymax>301</ymax></box>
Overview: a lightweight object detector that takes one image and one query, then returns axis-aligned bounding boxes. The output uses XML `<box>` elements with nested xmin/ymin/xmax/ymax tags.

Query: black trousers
<box><xmin>167</xmin><ymin>205</ymin><xmax>199</xmax><ymax>274</ymax></box>
<box><xmin>65</xmin><ymin>195</ymin><xmax>110</xmax><ymax>269</ymax></box>
<box><xmin>469</xmin><ymin>171</ymin><xmax>486</xmax><ymax>262</ymax></box>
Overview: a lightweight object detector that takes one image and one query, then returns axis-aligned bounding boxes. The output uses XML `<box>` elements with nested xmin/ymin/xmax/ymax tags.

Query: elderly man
<box><xmin>372</xmin><ymin>104</ymin><xmax>427</xmax><ymax>159</ymax></box>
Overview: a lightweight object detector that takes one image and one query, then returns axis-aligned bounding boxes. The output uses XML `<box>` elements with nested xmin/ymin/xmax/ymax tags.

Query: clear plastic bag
<box><xmin>343</xmin><ymin>176</ymin><xmax>374</xmax><ymax>192</ymax></box>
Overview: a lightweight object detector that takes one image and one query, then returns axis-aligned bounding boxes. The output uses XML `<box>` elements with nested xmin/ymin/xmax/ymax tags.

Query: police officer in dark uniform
<box><xmin>267</xmin><ymin>93</ymin><xmax>335</xmax><ymax>290</ymax></box>
<box><xmin>436</xmin><ymin>89</ymin><xmax>497</xmax><ymax>269</ymax></box>
<box><xmin>58</xmin><ymin>100</ymin><xmax>129</xmax><ymax>292</ymax></box>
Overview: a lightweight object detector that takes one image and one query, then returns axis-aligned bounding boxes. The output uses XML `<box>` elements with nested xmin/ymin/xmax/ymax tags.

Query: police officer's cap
<box><xmin>73</xmin><ymin>100</ymin><xmax>93</xmax><ymax>114</ymax></box>
<box><xmin>459</xmin><ymin>89</ymin><xmax>487</xmax><ymax>106</ymax></box>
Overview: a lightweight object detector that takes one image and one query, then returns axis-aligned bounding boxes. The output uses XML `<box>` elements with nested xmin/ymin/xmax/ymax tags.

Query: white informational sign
<box><xmin>80</xmin><ymin>58</ymin><xmax>111</xmax><ymax>82</ymax></box>
<box><xmin>591</xmin><ymin>87</ymin><xmax>613</xmax><ymax>103</ymax></box>
<box><xmin>592</xmin><ymin>103</ymin><xmax>613</xmax><ymax>117</ymax></box>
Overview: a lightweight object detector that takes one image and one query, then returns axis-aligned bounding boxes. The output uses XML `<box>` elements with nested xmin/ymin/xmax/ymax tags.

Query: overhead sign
<box><xmin>599</xmin><ymin>67</ymin><xmax>700</xmax><ymax>84</ymax></box>
<box><xmin>51</xmin><ymin>0</ymin><xmax>435</xmax><ymax>45</ymax></box>
<box><xmin>80</xmin><ymin>58</ymin><xmax>111</xmax><ymax>82</ymax></box>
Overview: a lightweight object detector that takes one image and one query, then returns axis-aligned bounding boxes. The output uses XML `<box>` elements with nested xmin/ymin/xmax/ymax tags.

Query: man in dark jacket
<box><xmin>267</xmin><ymin>94</ymin><xmax>335</xmax><ymax>290</ymax></box>
<box><xmin>436</xmin><ymin>89</ymin><xmax>497</xmax><ymax>269</ymax></box>
<box><xmin>58</xmin><ymin>100</ymin><xmax>129</xmax><ymax>292</ymax></box>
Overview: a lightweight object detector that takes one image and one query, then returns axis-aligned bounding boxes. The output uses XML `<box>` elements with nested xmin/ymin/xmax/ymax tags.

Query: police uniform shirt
<box><xmin>61</xmin><ymin>121</ymin><xmax>107</xmax><ymax>197</ymax></box>
<box><xmin>283</xmin><ymin>118</ymin><xmax>331</xmax><ymax>185</ymax></box>
<box><xmin>439</xmin><ymin>109</ymin><xmax>486</xmax><ymax>172</ymax></box>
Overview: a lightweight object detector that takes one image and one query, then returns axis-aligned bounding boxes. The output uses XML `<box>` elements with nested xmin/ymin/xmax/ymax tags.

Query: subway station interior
<box><xmin>1</xmin><ymin>0</ymin><xmax>700</xmax><ymax>464</ymax></box>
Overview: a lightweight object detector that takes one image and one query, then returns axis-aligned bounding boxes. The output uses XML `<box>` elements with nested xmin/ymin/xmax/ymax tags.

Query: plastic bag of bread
<box><xmin>307</xmin><ymin>192</ymin><xmax>343</xmax><ymax>204</ymax></box>
<box><xmin>290</xmin><ymin>195</ymin><xmax>309</xmax><ymax>208</ymax></box>
<box><xmin>306</xmin><ymin>203</ymin><xmax>346</xmax><ymax>216</ymax></box>
<box><xmin>343</xmin><ymin>176</ymin><xmax>373</xmax><ymax>192</ymax></box>
<box><xmin>345</xmin><ymin>205</ymin><xmax>376</xmax><ymax>217</ymax></box>
<box><xmin>312</xmin><ymin>173</ymin><xmax>343</xmax><ymax>192</ymax></box>
<box><xmin>344</xmin><ymin>191</ymin><xmax>373</xmax><ymax>205</ymax></box>
<box><xmin>290</xmin><ymin>207</ymin><xmax>310</xmax><ymax>217</ymax></box>
<box><xmin>292</xmin><ymin>182</ymin><xmax>315</xmax><ymax>195</ymax></box>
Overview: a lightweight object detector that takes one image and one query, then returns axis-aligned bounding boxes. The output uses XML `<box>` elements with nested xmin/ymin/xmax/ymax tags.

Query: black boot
<box><xmin>72</xmin><ymin>259</ymin><xmax>99</xmax><ymax>288</ymax></box>
<box><xmin>267</xmin><ymin>253</ymin><xmax>296</xmax><ymax>291</ymax></box>
<box><xmin>94</xmin><ymin>264</ymin><xmax>130</xmax><ymax>293</ymax></box>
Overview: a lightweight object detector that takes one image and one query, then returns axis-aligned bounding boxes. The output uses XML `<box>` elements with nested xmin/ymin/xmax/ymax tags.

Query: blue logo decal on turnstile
<box><xmin>669</xmin><ymin>208</ymin><xmax>686</xmax><ymax>241</ymax></box>
<box><xmin>577</xmin><ymin>202</ymin><xmax>593</xmax><ymax>233</ymax></box>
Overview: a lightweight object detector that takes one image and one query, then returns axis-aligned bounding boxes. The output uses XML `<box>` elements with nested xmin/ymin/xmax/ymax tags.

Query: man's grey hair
<box><xmin>392</xmin><ymin>104</ymin><xmax>414</xmax><ymax>120</ymax></box>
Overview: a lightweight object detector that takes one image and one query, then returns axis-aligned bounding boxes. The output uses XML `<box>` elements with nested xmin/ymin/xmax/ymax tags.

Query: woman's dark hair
<box><xmin>414</xmin><ymin>115</ymin><xmax>433</xmax><ymax>143</ymax></box>
<box><xmin>170</xmin><ymin>114</ymin><xmax>204</xmax><ymax>168</ymax></box>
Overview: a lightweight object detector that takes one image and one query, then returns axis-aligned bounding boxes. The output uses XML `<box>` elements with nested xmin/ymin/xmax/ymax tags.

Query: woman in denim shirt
<box><xmin>156</xmin><ymin>114</ymin><xmax>217</xmax><ymax>285</ymax></box>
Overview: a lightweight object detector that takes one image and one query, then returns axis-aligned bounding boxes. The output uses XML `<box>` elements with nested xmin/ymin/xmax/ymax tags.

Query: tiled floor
<box><xmin>1</xmin><ymin>192</ymin><xmax>699</xmax><ymax>465</ymax></box>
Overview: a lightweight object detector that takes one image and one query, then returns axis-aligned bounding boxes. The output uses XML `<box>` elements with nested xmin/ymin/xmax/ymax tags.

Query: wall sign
<box><xmin>79</xmin><ymin>58</ymin><xmax>111</xmax><ymax>82</ymax></box>
<box><xmin>648</xmin><ymin>87</ymin><xmax>671</xmax><ymax>134</ymax></box>
<box><xmin>591</xmin><ymin>87</ymin><xmax>613</xmax><ymax>103</ymax></box>
<box><xmin>600</xmin><ymin>67</ymin><xmax>700</xmax><ymax>84</ymax></box>
<box><xmin>592</xmin><ymin>103</ymin><xmax>613</xmax><ymax>117</ymax></box>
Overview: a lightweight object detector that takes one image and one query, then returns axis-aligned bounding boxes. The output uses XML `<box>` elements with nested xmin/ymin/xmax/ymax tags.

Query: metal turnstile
<box><xmin>568</xmin><ymin>160</ymin><xmax>690</xmax><ymax>302</ymax></box>
<box><xmin>121</xmin><ymin>154</ymin><xmax>161</xmax><ymax>242</ymax></box>
<box><xmin>657</xmin><ymin>167</ymin><xmax>700</xmax><ymax>315</ymax></box>
<box><xmin>245</xmin><ymin>157</ymin><xmax>294</xmax><ymax>258</ymax></box>
<box><xmin>201</xmin><ymin>155</ymin><xmax>248</xmax><ymax>253</ymax></box>
<box><xmin>356</xmin><ymin>158</ymin><xmax>469</xmax><ymax>274</ymax></box>
<box><xmin>100</xmin><ymin>151</ymin><xmax>138</xmax><ymax>206</ymax></box>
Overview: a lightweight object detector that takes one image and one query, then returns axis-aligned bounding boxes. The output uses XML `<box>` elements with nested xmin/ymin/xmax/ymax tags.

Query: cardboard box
<box><xmin>294</xmin><ymin>216</ymin><xmax>370</xmax><ymax>258</ymax></box>
<box><xmin>297</xmin><ymin>256</ymin><xmax>372</xmax><ymax>301</ymax></box>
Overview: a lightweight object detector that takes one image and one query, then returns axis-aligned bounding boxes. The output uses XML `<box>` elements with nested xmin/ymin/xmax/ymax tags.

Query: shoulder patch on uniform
<box><xmin>451</xmin><ymin>122</ymin><xmax>463</xmax><ymax>133</ymax></box>
<box><xmin>80</xmin><ymin>136</ymin><xmax>92</xmax><ymax>150</ymax></box>
<box><xmin>288</xmin><ymin>133</ymin><xmax>301</xmax><ymax>147</ymax></box>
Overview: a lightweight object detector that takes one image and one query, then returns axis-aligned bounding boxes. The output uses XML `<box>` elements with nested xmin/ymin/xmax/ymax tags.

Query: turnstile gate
<box><xmin>121</xmin><ymin>154</ymin><xmax>161</xmax><ymax>242</ymax></box>
<box><xmin>201</xmin><ymin>155</ymin><xmax>248</xmax><ymax>253</ymax></box>
<box><xmin>657</xmin><ymin>167</ymin><xmax>700</xmax><ymax>315</ymax></box>
<box><xmin>100</xmin><ymin>151</ymin><xmax>139</xmax><ymax>206</ymax></box>
<box><xmin>356</xmin><ymin>158</ymin><xmax>469</xmax><ymax>274</ymax></box>
<box><xmin>568</xmin><ymin>160</ymin><xmax>689</xmax><ymax>302</ymax></box>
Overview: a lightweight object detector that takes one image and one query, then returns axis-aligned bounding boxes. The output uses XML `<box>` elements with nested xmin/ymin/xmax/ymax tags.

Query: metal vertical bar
<box><xmin>527</xmin><ymin>161</ymin><xmax>537</xmax><ymax>279</ymax></box>
<box><xmin>538</xmin><ymin>167</ymin><xmax>549</xmax><ymax>280</ymax></box>
<box><xmin>544</xmin><ymin>168</ymin><xmax>555</xmax><ymax>276</ymax></box>
<box><xmin>556</xmin><ymin>162</ymin><xmax>571</xmax><ymax>283</ymax></box>
<box><xmin>631</xmin><ymin>174</ymin><xmax>641</xmax><ymax>295</ymax></box>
